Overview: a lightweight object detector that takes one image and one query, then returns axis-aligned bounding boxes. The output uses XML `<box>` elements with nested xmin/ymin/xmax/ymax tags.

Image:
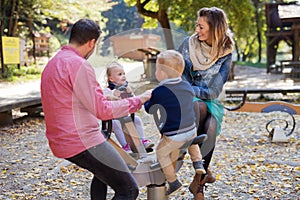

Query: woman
<box><xmin>178</xmin><ymin>7</ymin><xmax>234</xmax><ymax>199</ymax></box>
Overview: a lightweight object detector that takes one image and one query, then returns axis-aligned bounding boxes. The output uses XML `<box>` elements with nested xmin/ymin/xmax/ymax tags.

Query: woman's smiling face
<box><xmin>195</xmin><ymin>17</ymin><xmax>212</xmax><ymax>46</ymax></box>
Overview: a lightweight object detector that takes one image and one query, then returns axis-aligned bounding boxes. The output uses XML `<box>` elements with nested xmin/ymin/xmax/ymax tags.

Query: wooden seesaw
<box><xmin>224</xmin><ymin>88</ymin><xmax>300</xmax><ymax>142</ymax></box>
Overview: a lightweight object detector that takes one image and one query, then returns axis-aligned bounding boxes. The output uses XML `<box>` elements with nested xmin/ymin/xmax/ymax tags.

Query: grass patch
<box><xmin>236</xmin><ymin>61</ymin><xmax>266</xmax><ymax>68</ymax></box>
<box><xmin>0</xmin><ymin>65</ymin><xmax>42</xmax><ymax>82</ymax></box>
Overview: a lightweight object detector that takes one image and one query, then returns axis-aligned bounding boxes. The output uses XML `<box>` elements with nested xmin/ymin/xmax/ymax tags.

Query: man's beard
<box><xmin>85</xmin><ymin>49</ymin><xmax>95</xmax><ymax>59</ymax></box>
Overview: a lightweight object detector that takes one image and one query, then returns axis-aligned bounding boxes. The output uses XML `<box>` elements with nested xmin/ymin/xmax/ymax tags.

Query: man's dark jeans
<box><xmin>67</xmin><ymin>141</ymin><xmax>139</xmax><ymax>200</ymax></box>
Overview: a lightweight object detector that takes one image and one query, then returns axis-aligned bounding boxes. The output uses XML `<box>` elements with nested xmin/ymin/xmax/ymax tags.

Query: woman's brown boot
<box><xmin>188</xmin><ymin>174</ymin><xmax>207</xmax><ymax>200</ymax></box>
<box><xmin>206</xmin><ymin>169</ymin><xmax>216</xmax><ymax>183</ymax></box>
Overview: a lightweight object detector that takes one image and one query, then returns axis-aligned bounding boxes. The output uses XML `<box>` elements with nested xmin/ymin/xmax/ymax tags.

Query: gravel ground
<box><xmin>0</xmin><ymin>68</ymin><xmax>300</xmax><ymax>199</ymax></box>
<box><xmin>0</xmin><ymin>106</ymin><xmax>299</xmax><ymax>199</ymax></box>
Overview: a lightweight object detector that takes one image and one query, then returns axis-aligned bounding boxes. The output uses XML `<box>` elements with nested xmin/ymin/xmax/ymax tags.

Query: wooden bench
<box><xmin>280</xmin><ymin>60</ymin><xmax>300</xmax><ymax>78</ymax></box>
<box><xmin>0</xmin><ymin>97</ymin><xmax>42</xmax><ymax>126</ymax></box>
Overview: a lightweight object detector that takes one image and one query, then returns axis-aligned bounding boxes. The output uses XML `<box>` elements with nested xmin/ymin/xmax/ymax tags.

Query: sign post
<box><xmin>2</xmin><ymin>36</ymin><xmax>20</xmax><ymax>64</ymax></box>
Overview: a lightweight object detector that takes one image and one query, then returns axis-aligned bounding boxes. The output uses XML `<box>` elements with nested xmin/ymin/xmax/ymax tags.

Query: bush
<box><xmin>0</xmin><ymin>65</ymin><xmax>41</xmax><ymax>81</ymax></box>
<box><xmin>26</xmin><ymin>66</ymin><xmax>42</xmax><ymax>75</ymax></box>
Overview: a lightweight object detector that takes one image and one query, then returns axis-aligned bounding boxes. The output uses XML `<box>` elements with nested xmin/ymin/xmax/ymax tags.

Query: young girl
<box><xmin>104</xmin><ymin>61</ymin><xmax>154</xmax><ymax>152</ymax></box>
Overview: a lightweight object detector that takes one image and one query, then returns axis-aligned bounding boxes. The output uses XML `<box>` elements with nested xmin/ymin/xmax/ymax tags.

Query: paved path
<box><xmin>224</xmin><ymin>65</ymin><xmax>300</xmax><ymax>90</ymax></box>
<box><xmin>0</xmin><ymin>80</ymin><xmax>41</xmax><ymax>105</ymax></box>
<box><xmin>0</xmin><ymin>61</ymin><xmax>144</xmax><ymax>103</ymax></box>
<box><xmin>1</xmin><ymin>64</ymin><xmax>300</xmax><ymax>105</ymax></box>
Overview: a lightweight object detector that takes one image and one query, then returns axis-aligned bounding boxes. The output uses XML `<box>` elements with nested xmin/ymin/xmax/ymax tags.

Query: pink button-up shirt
<box><xmin>41</xmin><ymin>46</ymin><xmax>142</xmax><ymax>158</ymax></box>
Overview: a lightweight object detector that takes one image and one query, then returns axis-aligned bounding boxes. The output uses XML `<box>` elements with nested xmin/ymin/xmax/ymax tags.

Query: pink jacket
<box><xmin>41</xmin><ymin>46</ymin><xmax>142</xmax><ymax>158</ymax></box>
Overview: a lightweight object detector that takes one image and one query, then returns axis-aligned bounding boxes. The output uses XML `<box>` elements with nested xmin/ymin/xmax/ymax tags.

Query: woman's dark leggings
<box><xmin>194</xmin><ymin>101</ymin><xmax>217</xmax><ymax>171</ymax></box>
<box><xmin>67</xmin><ymin>141</ymin><xmax>139</xmax><ymax>200</ymax></box>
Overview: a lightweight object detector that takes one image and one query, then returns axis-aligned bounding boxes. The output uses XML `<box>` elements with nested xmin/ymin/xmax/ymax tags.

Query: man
<box><xmin>41</xmin><ymin>18</ymin><xmax>151</xmax><ymax>200</ymax></box>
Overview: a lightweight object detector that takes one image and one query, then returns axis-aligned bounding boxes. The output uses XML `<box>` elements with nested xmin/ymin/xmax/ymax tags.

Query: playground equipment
<box><xmin>101</xmin><ymin>86</ymin><xmax>207</xmax><ymax>199</ymax></box>
<box><xmin>225</xmin><ymin>88</ymin><xmax>300</xmax><ymax>142</ymax></box>
<box><xmin>265</xmin><ymin>2</ymin><xmax>300</xmax><ymax>75</ymax></box>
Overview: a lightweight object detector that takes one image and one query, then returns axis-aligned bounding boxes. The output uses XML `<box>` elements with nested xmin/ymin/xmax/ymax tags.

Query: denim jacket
<box><xmin>178</xmin><ymin>37</ymin><xmax>232</xmax><ymax>100</ymax></box>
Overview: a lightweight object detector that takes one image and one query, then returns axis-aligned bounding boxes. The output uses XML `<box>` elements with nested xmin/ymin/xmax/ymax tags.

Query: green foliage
<box><xmin>2</xmin><ymin>0</ymin><xmax>114</xmax><ymax>42</ymax></box>
<box><xmin>1</xmin><ymin>0</ymin><xmax>115</xmax><ymax>79</ymax></box>
<box><xmin>101</xmin><ymin>0</ymin><xmax>142</xmax><ymax>36</ymax></box>
<box><xmin>0</xmin><ymin>65</ymin><xmax>42</xmax><ymax>81</ymax></box>
<box><xmin>236</xmin><ymin>61</ymin><xmax>266</xmax><ymax>68</ymax></box>
<box><xmin>125</xmin><ymin>0</ymin><xmax>269</xmax><ymax>63</ymax></box>
<box><xmin>49</xmin><ymin>34</ymin><xmax>65</xmax><ymax>52</ymax></box>
<box><xmin>100</xmin><ymin>0</ymin><xmax>144</xmax><ymax>56</ymax></box>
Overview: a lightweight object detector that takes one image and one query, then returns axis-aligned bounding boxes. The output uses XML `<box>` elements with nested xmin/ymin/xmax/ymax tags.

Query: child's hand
<box><xmin>106</xmin><ymin>95</ymin><xmax>120</xmax><ymax>100</ymax></box>
<box><xmin>126</xmin><ymin>86</ymin><xmax>134</xmax><ymax>96</ymax></box>
<box><xmin>137</xmin><ymin>89</ymin><xmax>152</xmax><ymax>104</ymax></box>
<box><xmin>112</xmin><ymin>89</ymin><xmax>121</xmax><ymax>98</ymax></box>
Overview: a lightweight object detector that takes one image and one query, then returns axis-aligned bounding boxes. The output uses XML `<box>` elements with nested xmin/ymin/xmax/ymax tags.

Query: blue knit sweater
<box><xmin>144</xmin><ymin>77</ymin><xmax>196</xmax><ymax>136</ymax></box>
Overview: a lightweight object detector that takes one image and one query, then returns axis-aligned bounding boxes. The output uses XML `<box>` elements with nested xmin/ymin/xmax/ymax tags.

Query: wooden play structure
<box><xmin>265</xmin><ymin>2</ymin><xmax>300</xmax><ymax>76</ymax></box>
<box><xmin>32</xmin><ymin>31</ymin><xmax>51</xmax><ymax>62</ymax></box>
<box><xmin>110</xmin><ymin>33</ymin><xmax>161</xmax><ymax>81</ymax></box>
<box><xmin>110</xmin><ymin>33</ymin><xmax>160</xmax><ymax>61</ymax></box>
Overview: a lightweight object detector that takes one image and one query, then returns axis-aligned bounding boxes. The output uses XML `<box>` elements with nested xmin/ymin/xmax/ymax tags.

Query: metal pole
<box><xmin>147</xmin><ymin>184</ymin><xmax>168</xmax><ymax>200</ymax></box>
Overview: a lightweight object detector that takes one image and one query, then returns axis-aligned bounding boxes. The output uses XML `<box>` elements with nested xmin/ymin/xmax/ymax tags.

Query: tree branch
<box><xmin>136</xmin><ymin>0</ymin><xmax>158</xmax><ymax>19</ymax></box>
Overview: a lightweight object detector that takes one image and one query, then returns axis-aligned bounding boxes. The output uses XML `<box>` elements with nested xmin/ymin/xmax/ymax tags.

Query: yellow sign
<box><xmin>2</xmin><ymin>36</ymin><xmax>20</xmax><ymax>64</ymax></box>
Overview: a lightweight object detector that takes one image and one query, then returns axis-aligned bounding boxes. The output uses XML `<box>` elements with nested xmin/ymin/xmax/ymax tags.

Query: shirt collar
<box><xmin>159</xmin><ymin>77</ymin><xmax>182</xmax><ymax>86</ymax></box>
<box><xmin>61</xmin><ymin>45</ymin><xmax>83</xmax><ymax>58</ymax></box>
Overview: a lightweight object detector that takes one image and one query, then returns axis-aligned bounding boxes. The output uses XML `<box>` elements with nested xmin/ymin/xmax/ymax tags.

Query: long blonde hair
<box><xmin>197</xmin><ymin>7</ymin><xmax>234</xmax><ymax>58</ymax></box>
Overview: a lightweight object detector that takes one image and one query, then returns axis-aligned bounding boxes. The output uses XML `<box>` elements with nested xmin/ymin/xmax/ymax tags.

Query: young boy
<box><xmin>104</xmin><ymin>61</ymin><xmax>154</xmax><ymax>152</ymax></box>
<box><xmin>144</xmin><ymin>50</ymin><xmax>206</xmax><ymax>195</ymax></box>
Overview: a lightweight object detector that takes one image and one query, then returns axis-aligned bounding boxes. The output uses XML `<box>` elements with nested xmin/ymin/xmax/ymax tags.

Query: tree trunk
<box><xmin>253</xmin><ymin>0</ymin><xmax>262</xmax><ymax>63</ymax></box>
<box><xmin>136</xmin><ymin>0</ymin><xmax>174</xmax><ymax>49</ymax></box>
<box><xmin>12</xmin><ymin>0</ymin><xmax>20</xmax><ymax>37</ymax></box>
<box><xmin>0</xmin><ymin>0</ymin><xmax>5</xmax><ymax>75</ymax></box>
<box><xmin>27</xmin><ymin>17</ymin><xmax>36</xmax><ymax>64</ymax></box>
<box><xmin>233</xmin><ymin>38</ymin><xmax>240</xmax><ymax>61</ymax></box>
<box><xmin>8</xmin><ymin>0</ymin><xmax>16</xmax><ymax>36</ymax></box>
<box><xmin>157</xmin><ymin>9</ymin><xmax>174</xmax><ymax>49</ymax></box>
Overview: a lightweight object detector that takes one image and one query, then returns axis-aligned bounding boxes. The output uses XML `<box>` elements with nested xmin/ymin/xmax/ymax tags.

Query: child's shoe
<box><xmin>166</xmin><ymin>179</ymin><xmax>182</xmax><ymax>195</ymax></box>
<box><xmin>142</xmin><ymin>139</ymin><xmax>154</xmax><ymax>150</ymax></box>
<box><xmin>193</xmin><ymin>160</ymin><xmax>206</xmax><ymax>175</ymax></box>
<box><xmin>122</xmin><ymin>143</ymin><xmax>132</xmax><ymax>153</ymax></box>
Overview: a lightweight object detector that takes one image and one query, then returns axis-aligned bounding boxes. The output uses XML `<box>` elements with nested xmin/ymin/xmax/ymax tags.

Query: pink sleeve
<box><xmin>72</xmin><ymin>62</ymin><xmax>142</xmax><ymax>120</ymax></box>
